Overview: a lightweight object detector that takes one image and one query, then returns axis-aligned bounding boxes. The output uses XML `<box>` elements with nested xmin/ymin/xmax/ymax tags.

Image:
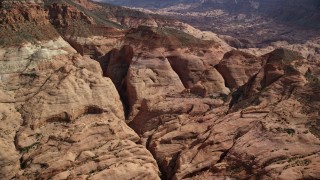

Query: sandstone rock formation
<box><xmin>216</xmin><ymin>50</ymin><xmax>262</xmax><ymax>89</ymax></box>
<box><xmin>0</xmin><ymin>1</ymin><xmax>59</xmax><ymax>46</ymax></box>
<box><xmin>105</xmin><ymin>45</ymin><xmax>133</xmax><ymax>88</ymax></box>
<box><xmin>0</xmin><ymin>37</ymin><xmax>160</xmax><ymax>179</ymax></box>
<box><xmin>128</xmin><ymin>48</ymin><xmax>320</xmax><ymax>179</ymax></box>
<box><xmin>0</xmin><ymin>91</ymin><xmax>22</xmax><ymax>179</ymax></box>
<box><xmin>126</xmin><ymin>55</ymin><xmax>185</xmax><ymax>119</ymax></box>
<box><xmin>0</xmin><ymin>1</ymin><xmax>160</xmax><ymax>179</ymax></box>
<box><xmin>48</xmin><ymin>2</ymin><xmax>95</xmax><ymax>28</ymax></box>
<box><xmin>98</xmin><ymin>25</ymin><xmax>231</xmax><ymax>119</ymax></box>
<box><xmin>1</xmin><ymin>0</ymin><xmax>320</xmax><ymax>179</ymax></box>
<box><xmin>167</xmin><ymin>54</ymin><xmax>230</xmax><ymax>96</ymax></box>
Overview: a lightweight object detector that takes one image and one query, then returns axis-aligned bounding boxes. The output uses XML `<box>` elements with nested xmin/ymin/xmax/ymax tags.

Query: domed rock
<box><xmin>216</xmin><ymin>50</ymin><xmax>262</xmax><ymax>89</ymax></box>
<box><xmin>126</xmin><ymin>55</ymin><xmax>185</xmax><ymax>119</ymax></box>
<box><xmin>167</xmin><ymin>55</ymin><xmax>230</xmax><ymax>96</ymax></box>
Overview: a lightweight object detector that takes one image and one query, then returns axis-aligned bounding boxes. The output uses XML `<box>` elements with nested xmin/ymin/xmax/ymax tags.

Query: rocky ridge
<box><xmin>0</xmin><ymin>0</ymin><xmax>320</xmax><ymax>179</ymax></box>
<box><xmin>100</xmin><ymin>0</ymin><xmax>320</xmax><ymax>48</ymax></box>
<box><xmin>0</xmin><ymin>1</ymin><xmax>160</xmax><ymax>179</ymax></box>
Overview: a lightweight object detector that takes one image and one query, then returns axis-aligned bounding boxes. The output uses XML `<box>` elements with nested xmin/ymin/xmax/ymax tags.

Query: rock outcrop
<box><xmin>167</xmin><ymin>55</ymin><xmax>230</xmax><ymax>96</ymax></box>
<box><xmin>0</xmin><ymin>91</ymin><xmax>22</xmax><ymax>179</ymax></box>
<box><xmin>98</xmin><ymin>25</ymin><xmax>231</xmax><ymax>120</ymax></box>
<box><xmin>126</xmin><ymin>55</ymin><xmax>185</xmax><ymax>119</ymax></box>
<box><xmin>0</xmin><ymin>37</ymin><xmax>160</xmax><ymax>179</ymax></box>
<box><xmin>128</xmin><ymin>48</ymin><xmax>320</xmax><ymax>179</ymax></box>
<box><xmin>48</xmin><ymin>2</ymin><xmax>95</xmax><ymax>28</ymax></box>
<box><xmin>0</xmin><ymin>1</ymin><xmax>160</xmax><ymax>179</ymax></box>
<box><xmin>0</xmin><ymin>1</ymin><xmax>59</xmax><ymax>46</ymax></box>
<box><xmin>105</xmin><ymin>45</ymin><xmax>133</xmax><ymax>88</ymax></box>
<box><xmin>1</xmin><ymin>0</ymin><xmax>320</xmax><ymax>179</ymax></box>
<box><xmin>216</xmin><ymin>50</ymin><xmax>262</xmax><ymax>89</ymax></box>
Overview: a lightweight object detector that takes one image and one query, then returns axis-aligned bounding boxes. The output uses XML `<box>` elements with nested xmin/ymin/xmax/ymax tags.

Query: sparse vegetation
<box><xmin>125</xmin><ymin>26</ymin><xmax>213</xmax><ymax>49</ymax></box>
<box><xmin>268</xmin><ymin>48</ymin><xmax>303</xmax><ymax>64</ymax></box>
<box><xmin>0</xmin><ymin>23</ymin><xmax>59</xmax><ymax>47</ymax></box>
<box><xmin>284</xmin><ymin>159</ymin><xmax>311</xmax><ymax>170</ymax></box>
<box><xmin>306</xmin><ymin>119</ymin><xmax>320</xmax><ymax>139</ymax></box>
<box><xmin>298</xmin><ymin>70</ymin><xmax>320</xmax><ymax>116</ymax></box>
<box><xmin>34</xmin><ymin>133</ymin><xmax>42</xmax><ymax>139</ymax></box>
<box><xmin>284</xmin><ymin>65</ymin><xmax>300</xmax><ymax>75</ymax></box>
<box><xmin>275</xmin><ymin>127</ymin><xmax>296</xmax><ymax>136</ymax></box>
<box><xmin>20</xmin><ymin>142</ymin><xmax>41</xmax><ymax>153</ymax></box>
<box><xmin>62</xmin><ymin>0</ymin><xmax>123</xmax><ymax>29</ymax></box>
<box><xmin>20</xmin><ymin>72</ymin><xmax>39</xmax><ymax>78</ymax></box>
<box><xmin>56</xmin><ymin>20</ymin><xmax>94</xmax><ymax>38</ymax></box>
<box><xmin>263</xmin><ymin>156</ymin><xmax>288</xmax><ymax>167</ymax></box>
<box><xmin>305</xmin><ymin>70</ymin><xmax>320</xmax><ymax>87</ymax></box>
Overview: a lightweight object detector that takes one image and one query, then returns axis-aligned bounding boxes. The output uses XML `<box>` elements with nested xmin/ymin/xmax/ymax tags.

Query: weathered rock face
<box><xmin>105</xmin><ymin>45</ymin><xmax>133</xmax><ymax>88</ymax></box>
<box><xmin>127</xmin><ymin>48</ymin><xmax>320</xmax><ymax>179</ymax></box>
<box><xmin>95</xmin><ymin>24</ymin><xmax>231</xmax><ymax>120</ymax></box>
<box><xmin>0</xmin><ymin>2</ymin><xmax>160</xmax><ymax>179</ymax></box>
<box><xmin>17</xmin><ymin>113</ymin><xmax>159</xmax><ymax>179</ymax></box>
<box><xmin>0</xmin><ymin>91</ymin><xmax>22</xmax><ymax>179</ymax></box>
<box><xmin>167</xmin><ymin>54</ymin><xmax>230</xmax><ymax>96</ymax></box>
<box><xmin>1</xmin><ymin>0</ymin><xmax>320</xmax><ymax>179</ymax></box>
<box><xmin>240</xmin><ymin>48</ymin><xmax>306</xmax><ymax>96</ymax></box>
<box><xmin>98</xmin><ymin>45</ymin><xmax>134</xmax><ymax>117</ymax></box>
<box><xmin>0</xmin><ymin>1</ymin><xmax>49</xmax><ymax>26</ymax></box>
<box><xmin>216</xmin><ymin>50</ymin><xmax>262</xmax><ymax>89</ymax></box>
<box><xmin>0</xmin><ymin>2</ymin><xmax>59</xmax><ymax>47</ymax></box>
<box><xmin>48</xmin><ymin>2</ymin><xmax>95</xmax><ymax>28</ymax></box>
<box><xmin>126</xmin><ymin>55</ymin><xmax>185</xmax><ymax>119</ymax></box>
<box><xmin>121</xmin><ymin>25</ymin><xmax>231</xmax><ymax>101</ymax></box>
<box><xmin>129</xmin><ymin>95</ymin><xmax>226</xmax><ymax>179</ymax></box>
<box><xmin>0</xmin><ymin>37</ymin><xmax>160</xmax><ymax>179</ymax></box>
<box><xmin>63</xmin><ymin>28</ymin><xmax>126</xmax><ymax>58</ymax></box>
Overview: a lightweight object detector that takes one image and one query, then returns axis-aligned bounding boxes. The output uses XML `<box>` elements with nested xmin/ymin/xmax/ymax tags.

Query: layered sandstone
<box><xmin>126</xmin><ymin>55</ymin><xmax>185</xmax><ymax>119</ymax></box>
<box><xmin>128</xmin><ymin>48</ymin><xmax>320</xmax><ymax>179</ymax></box>
<box><xmin>0</xmin><ymin>37</ymin><xmax>160</xmax><ymax>179</ymax></box>
<box><xmin>216</xmin><ymin>50</ymin><xmax>262</xmax><ymax>89</ymax></box>
<box><xmin>1</xmin><ymin>0</ymin><xmax>320</xmax><ymax>179</ymax></box>
<box><xmin>48</xmin><ymin>2</ymin><xmax>95</xmax><ymax>28</ymax></box>
<box><xmin>0</xmin><ymin>1</ymin><xmax>160</xmax><ymax>179</ymax></box>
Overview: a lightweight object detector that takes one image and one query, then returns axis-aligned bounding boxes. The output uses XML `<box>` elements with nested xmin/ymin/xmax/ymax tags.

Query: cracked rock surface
<box><xmin>1</xmin><ymin>0</ymin><xmax>320</xmax><ymax>179</ymax></box>
<box><xmin>0</xmin><ymin>37</ymin><xmax>160</xmax><ymax>179</ymax></box>
<box><xmin>127</xmin><ymin>49</ymin><xmax>320</xmax><ymax>179</ymax></box>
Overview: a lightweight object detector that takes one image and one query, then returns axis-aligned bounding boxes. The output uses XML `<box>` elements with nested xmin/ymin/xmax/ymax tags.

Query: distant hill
<box><xmin>99</xmin><ymin>0</ymin><xmax>320</xmax><ymax>28</ymax></box>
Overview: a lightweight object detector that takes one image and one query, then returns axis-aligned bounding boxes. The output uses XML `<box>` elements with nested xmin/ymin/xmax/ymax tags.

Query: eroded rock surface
<box><xmin>216</xmin><ymin>50</ymin><xmax>262</xmax><ymax>89</ymax></box>
<box><xmin>1</xmin><ymin>0</ymin><xmax>320</xmax><ymax>179</ymax></box>
<box><xmin>126</xmin><ymin>55</ymin><xmax>185</xmax><ymax>119</ymax></box>
<box><xmin>1</xmin><ymin>40</ymin><xmax>158</xmax><ymax>179</ymax></box>
<box><xmin>167</xmin><ymin>54</ymin><xmax>230</xmax><ymax>96</ymax></box>
<box><xmin>0</xmin><ymin>91</ymin><xmax>22</xmax><ymax>179</ymax></box>
<box><xmin>0</xmin><ymin>36</ymin><xmax>160</xmax><ymax>179</ymax></box>
<box><xmin>128</xmin><ymin>48</ymin><xmax>320</xmax><ymax>179</ymax></box>
<box><xmin>0</xmin><ymin>2</ymin><xmax>160</xmax><ymax>177</ymax></box>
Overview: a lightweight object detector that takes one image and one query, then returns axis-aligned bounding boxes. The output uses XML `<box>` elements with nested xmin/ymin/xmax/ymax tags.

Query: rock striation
<box><xmin>0</xmin><ymin>37</ymin><xmax>160</xmax><ymax>179</ymax></box>
<box><xmin>128</xmin><ymin>48</ymin><xmax>320</xmax><ymax>179</ymax></box>
<box><xmin>0</xmin><ymin>1</ymin><xmax>160</xmax><ymax>179</ymax></box>
<box><xmin>216</xmin><ymin>50</ymin><xmax>262</xmax><ymax>89</ymax></box>
<box><xmin>1</xmin><ymin>0</ymin><xmax>320</xmax><ymax>179</ymax></box>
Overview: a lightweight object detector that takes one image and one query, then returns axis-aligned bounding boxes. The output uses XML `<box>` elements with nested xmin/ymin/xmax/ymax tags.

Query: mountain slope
<box><xmin>0</xmin><ymin>1</ymin><xmax>161</xmax><ymax>179</ymax></box>
<box><xmin>99</xmin><ymin>0</ymin><xmax>320</xmax><ymax>28</ymax></box>
<box><xmin>99</xmin><ymin>0</ymin><xmax>320</xmax><ymax>46</ymax></box>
